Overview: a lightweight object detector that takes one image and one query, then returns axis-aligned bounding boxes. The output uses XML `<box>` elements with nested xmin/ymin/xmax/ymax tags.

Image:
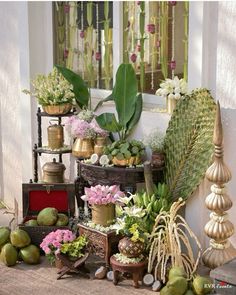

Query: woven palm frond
<box><xmin>164</xmin><ymin>88</ymin><xmax>216</xmax><ymax>200</ymax></box>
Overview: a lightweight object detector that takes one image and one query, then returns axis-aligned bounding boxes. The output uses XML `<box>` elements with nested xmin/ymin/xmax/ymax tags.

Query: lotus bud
<box><xmin>170</xmin><ymin>60</ymin><xmax>176</xmax><ymax>70</ymax></box>
<box><xmin>64</xmin><ymin>49</ymin><xmax>69</xmax><ymax>59</ymax></box>
<box><xmin>156</xmin><ymin>40</ymin><xmax>161</xmax><ymax>48</ymax></box>
<box><xmin>147</xmin><ymin>24</ymin><xmax>155</xmax><ymax>34</ymax></box>
<box><xmin>95</xmin><ymin>51</ymin><xmax>101</xmax><ymax>60</ymax></box>
<box><xmin>127</xmin><ymin>20</ymin><xmax>131</xmax><ymax>28</ymax></box>
<box><xmin>64</xmin><ymin>4</ymin><xmax>70</xmax><ymax>13</ymax></box>
<box><xmin>136</xmin><ymin>44</ymin><xmax>141</xmax><ymax>52</ymax></box>
<box><xmin>170</xmin><ymin>1</ymin><xmax>177</xmax><ymax>6</ymax></box>
<box><xmin>130</xmin><ymin>53</ymin><xmax>137</xmax><ymax>63</ymax></box>
<box><xmin>137</xmin><ymin>1</ymin><xmax>141</xmax><ymax>5</ymax></box>
<box><xmin>80</xmin><ymin>30</ymin><xmax>85</xmax><ymax>39</ymax></box>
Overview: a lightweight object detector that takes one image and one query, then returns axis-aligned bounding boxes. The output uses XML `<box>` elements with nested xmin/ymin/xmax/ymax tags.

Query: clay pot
<box><xmin>118</xmin><ymin>237</ymin><xmax>145</xmax><ymax>258</ymax></box>
<box><xmin>152</xmin><ymin>152</ymin><xmax>165</xmax><ymax>167</ymax></box>
<box><xmin>43</xmin><ymin>103</ymin><xmax>72</xmax><ymax>115</ymax></box>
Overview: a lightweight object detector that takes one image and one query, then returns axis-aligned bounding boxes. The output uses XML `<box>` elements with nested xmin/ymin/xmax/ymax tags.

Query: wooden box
<box><xmin>19</xmin><ymin>183</ymin><xmax>75</xmax><ymax>247</ymax></box>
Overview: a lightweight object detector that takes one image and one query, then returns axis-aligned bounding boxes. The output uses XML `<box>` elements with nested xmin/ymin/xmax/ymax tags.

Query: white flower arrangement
<box><xmin>156</xmin><ymin>76</ymin><xmax>188</xmax><ymax>100</ymax></box>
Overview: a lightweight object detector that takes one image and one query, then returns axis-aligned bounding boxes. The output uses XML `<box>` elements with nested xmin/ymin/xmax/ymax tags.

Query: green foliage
<box><xmin>55</xmin><ymin>65</ymin><xmax>90</xmax><ymax>108</ymax></box>
<box><xmin>60</xmin><ymin>235</ymin><xmax>87</xmax><ymax>258</ymax></box>
<box><xmin>96</xmin><ymin>64</ymin><xmax>143</xmax><ymax>140</ymax></box>
<box><xmin>164</xmin><ymin>88</ymin><xmax>216</xmax><ymax>200</ymax></box>
<box><xmin>104</xmin><ymin>139</ymin><xmax>145</xmax><ymax>162</ymax></box>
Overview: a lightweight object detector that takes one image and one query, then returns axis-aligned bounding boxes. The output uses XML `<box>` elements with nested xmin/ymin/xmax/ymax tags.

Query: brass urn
<box><xmin>42</xmin><ymin>103</ymin><xmax>72</xmax><ymax>115</ymax></box>
<box><xmin>47</xmin><ymin>121</ymin><xmax>64</xmax><ymax>150</ymax></box>
<box><xmin>72</xmin><ymin>138</ymin><xmax>94</xmax><ymax>159</ymax></box>
<box><xmin>42</xmin><ymin>158</ymin><xmax>66</xmax><ymax>183</ymax></box>
<box><xmin>94</xmin><ymin>137</ymin><xmax>107</xmax><ymax>156</ymax></box>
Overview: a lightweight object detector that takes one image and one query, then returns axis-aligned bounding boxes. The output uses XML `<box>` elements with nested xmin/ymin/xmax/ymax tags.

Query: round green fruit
<box><xmin>0</xmin><ymin>243</ymin><xmax>18</xmax><ymax>266</ymax></box>
<box><xmin>192</xmin><ymin>276</ymin><xmax>213</xmax><ymax>295</ymax></box>
<box><xmin>160</xmin><ymin>286</ymin><xmax>175</xmax><ymax>295</ymax></box>
<box><xmin>168</xmin><ymin>266</ymin><xmax>186</xmax><ymax>280</ymax></box>
<box><xmin>184</xmin><ymin>290</ymin><xmax>195</xmax><ymax>295</ymax></box>
<box><xmin>10</xmin><ymin>229</ymin><xmax>31</xmax><ymax>248</ymax></box>
<box><xmin>19</xmin><ymin>244</ymin><xmax>40</xmax><ymax>264</ymax></box>
<box><xmin>167</xmin><ymin>276</ymin><xmax>188</xmax><ymax>295</ymax></box>
<box><xmin>56</xmin><ymin>213</ymin><xmax>69</xmax><ymax>226</ymax></box>
<box><xmin>37</xmin><ymin>207</ymin><xmax>58</xmax><ymax>226</ymax></box>
<box><xmin>0</xmin><ymin>227</ymin><xmax>10</xmax><ymax>246</ymax></box>
<box><xmin>24</xmin><ymin>219</ymin><xmax>38</xmax><ymax>226</ymax></box>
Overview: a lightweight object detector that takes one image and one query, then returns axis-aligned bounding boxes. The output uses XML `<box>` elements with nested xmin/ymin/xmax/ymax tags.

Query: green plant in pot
<box><xmin>95</xmin><ymin>63</ymin><xmax>143</xmax><ymax>141</ymax></box>
<box><xmin>104</xmin><ymin>139</ymin><xmax>145</xmax><ymax>166</ymax></box>
<box><xmin>23</xmin><ymin>67</ymin><xmax>88</xmax><ymax>115</ymax></box>
<box><xmin>115</xmin><ymin>206</ymin><xmax>148</xmax><ymax>258</ymax></box>
<box><xmin>144</xmin><ymin>128</ymin><xmax>165</xmax><ymax>167</ymax></box>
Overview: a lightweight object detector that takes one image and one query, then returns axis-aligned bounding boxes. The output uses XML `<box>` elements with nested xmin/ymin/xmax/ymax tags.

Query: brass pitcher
<box><xmin>47</xmin><ymin>120</ymin><xmax>64</xmax><ymax>150</ymax></box>
<box><xmin>72</xmin><ymin>138</ymin><xmax>94</xmax><ymax>159</ymax></box>
<box><xmin>94</xmin><ymin>137</ymin><xmax>107</xmax><ymax>156</ymax></box>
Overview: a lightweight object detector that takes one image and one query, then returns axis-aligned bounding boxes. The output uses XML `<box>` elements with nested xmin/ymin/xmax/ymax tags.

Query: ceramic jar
<box><xmin>118</xmin><ymin>237</ymin><xmax>145</xmax><ymax>258</ymax></box>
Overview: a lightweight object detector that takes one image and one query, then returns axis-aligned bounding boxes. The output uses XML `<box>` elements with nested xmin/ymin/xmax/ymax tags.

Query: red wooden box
<box><xmin>19</xmin><ymin>183</ymin><xmax>76</xmax><ymax>246</ymax></box>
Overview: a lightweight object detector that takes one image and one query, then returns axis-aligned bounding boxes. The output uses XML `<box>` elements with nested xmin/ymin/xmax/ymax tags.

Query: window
<box><xmin>53</xmin><ymin>1</ymin><xmax>188</xmax><ymax>97</ymax></box>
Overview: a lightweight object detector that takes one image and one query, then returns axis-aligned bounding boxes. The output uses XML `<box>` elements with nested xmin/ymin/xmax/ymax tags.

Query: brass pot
<box><xmin>47</xmin><ymin>121</ymin><xmax>64</xmax><ymax>150</ymax></box>
<box><xmin>94</xmin><ymin>137</ymin><xmax>107</xmax><ymax>156</ymax></box>
<box><xmin>42</xmin><ymin>158</ymin><xmax>66</xmax><ymax>183</ymax></box>
<box><xmin>118</xmin><ymin>237</ymin><xmax>145</xmax><ymax>258</ymax></box>
<box><xmin>92</xmin><ymin>204</ymin><xmax>115</xmax><ymax>227</ymax></box>
<box><xmin>112</xmin><ymin>156</ymin><xmax>141</xmax><ymax>167</ymax></box>
<box><xmin>43</xmin><ymin>103</ymin><xmax>72</xmax><ymax>115</ymax></box>
<box><xmin>72</xmin><ymin>138</ymin><xmax>94</xmax><ymax>159</ymax></box>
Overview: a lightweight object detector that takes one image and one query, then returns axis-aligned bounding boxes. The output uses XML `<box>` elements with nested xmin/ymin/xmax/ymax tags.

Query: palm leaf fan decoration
<box><xmin>164</xmin><ymin>88</ymin><xmax>216</xmax><ymax>200</ymax></box>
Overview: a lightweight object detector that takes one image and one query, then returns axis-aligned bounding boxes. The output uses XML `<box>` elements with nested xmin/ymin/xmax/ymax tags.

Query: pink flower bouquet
<box><xmin>40</xmin><ymin>229</ymin><xmax>76</xmax><ymax>264</ymax></box>
<box><xmin>81</xmin><ymin>185</ymin><xmax>125</xmax><ymax>205</ymax></box>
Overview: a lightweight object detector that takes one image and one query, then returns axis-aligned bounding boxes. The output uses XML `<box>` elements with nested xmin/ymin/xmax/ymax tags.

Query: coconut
<box><xmin>19</xmin><ymin>244</ymin><xmax>40</xmax><ymax>264</ymax></box>
<box><xmin>0</xmin><ymin>227</ymin><xmax>10</xmax><ymax>246</ymax></box>
<box><xmin>168</xmin><ymin>266</ymin><xmax>186</xmax><ymax>280</ymax></box>
<box><xmin>24</xmin><ymin>219</ymin><xmax>38</xmax><ymax>226</ymax></box>
<box><xmin>184</xmin><ymin>290</ymin><xmax>195</xmax><ymax>295</ymax></box>
<box><xmin>143</xmin><ymin>273</ymin><xmax>155</xmax><ymax>286</ymax></box>
<box><xmin>0</xmin><ymin>243</ymin><xmax>18</xmax><ymax>266</ymax></box>
<box><xmin>37</xmin><ymin>207</ymin><xmax>58</xmax><ymax>226</ymax></box>
<box><xmin>10</xmin><ymin>229</ymin><xmax>31</xmax><ymax>248</ymax></box>
<box><xmin>160</xmin><ymin>286</ymin><xmax>175</xmax><ymax>295</ymax></box>
<box><xmin>167</xmin><ymin>276</ymin><xmax>188</xmax><ymax>295</ymax></box>
<box><xmin>55</xmin><ymin>213</ymin><xmax>69</xmax><ymax>226</ymax></box>
<box><xmin>192</xmin><ymin>276</ymin><xmax>212</xmax><ymax>295</ymax></box>
<box><xmin>152</xmin><ymin>280</ymin><xmax>162</xmax><ymax>292</ymax></box>
<box><xmin>95</xmin><ymin>266</ymin><xmax>107</xmax><ymax>279</ymax></box>
<box><xmin>99</xmin><ymin>155</ymin><xmax>110</xmax><ymax>166</ymax></box>
<box><xmin>90</xmin><ymin>153</ymin><xmax>99</xmax><ymax>165</ymax></box>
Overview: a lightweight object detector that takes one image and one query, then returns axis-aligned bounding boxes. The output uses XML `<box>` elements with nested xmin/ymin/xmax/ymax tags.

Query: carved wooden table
<box><xmin>110</xmin><ymin>255</ymin><xmax>147</xmax><ymax>288</ymax></box>
<box><xmin>78</xmin><ymin>223</ymin><xmax>121</xmax><ymax>267</ymax></box>
<box><xmin>77</xmin><ymin>161</ymin><xmax>164</xmax><ymax>194</ymax></box>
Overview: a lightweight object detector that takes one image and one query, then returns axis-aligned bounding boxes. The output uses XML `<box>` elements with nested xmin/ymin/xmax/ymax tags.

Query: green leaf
<box><xmin>126</xmin><ymin>93</ymin><xmax>143</xmax><ymax>136</ymax></box>
<box><xmin>112</xmin><ymin>64</ymin><xmax>138</xmax><ymax>127</ymax></box>
<box><xmin>96</xmin><ymin>113</ymin><xmax>122</xmax><ymax>133</ymax></box>
<box><xmin>93</xmin><ymin>93</ymin><xmax>113</xmax><ymax>112</ymax></box>
<box><xmin>55</xmin><ymin>65</ymin><xmax>89</xmax><ymax>108</ymax></box>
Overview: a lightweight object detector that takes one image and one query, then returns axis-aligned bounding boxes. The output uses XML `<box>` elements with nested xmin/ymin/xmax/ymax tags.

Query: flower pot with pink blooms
<box><xmin>81</xmin><ymin>185</ymin><xmax>125</xmax><ymax>227</ymax></box>
<box><xmin>64</xmin><ymin>109</ymin><xmax>108</xmax><ymax>159</ymax></box>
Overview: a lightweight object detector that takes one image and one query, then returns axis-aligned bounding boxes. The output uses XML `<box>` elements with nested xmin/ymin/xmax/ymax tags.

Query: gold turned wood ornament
<box><xmin>202</xmin><ymin>101</ymin><xmax>236</xmax><ymax>269</ymax></box>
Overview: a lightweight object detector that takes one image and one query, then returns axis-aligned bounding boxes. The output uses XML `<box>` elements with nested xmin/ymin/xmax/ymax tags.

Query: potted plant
<box><xmin>40</xmin><ymin>229</ymin><xmax>76</xmax><ymax>266</ymax></box>
<box><xmin>144</xmin><ymin>129</ymin><xmax>165</xmax><ymax>167</ymax></box>
<box><xmin>65</xmin><ymin>110</ymin><xmax>108</xmax><ymax>158</ymax></box>
<box><xmin>81</xmin><ymin>185</ymin><xmax>125</xmax><ymax>227</ymax></box>
<box><xmin>156</xmin><ymin>76</ymin><xmax>187</xmax><ymax>114</ymax></box>
<box><xmin>115</xmin><ymin>206</ymin><xmax>148</xmax><ymax>258</ymax></box>
<box><xmin>104</xmin><ymin>139</ymin><xmax>145</xmax><ymax>166</ymax></box>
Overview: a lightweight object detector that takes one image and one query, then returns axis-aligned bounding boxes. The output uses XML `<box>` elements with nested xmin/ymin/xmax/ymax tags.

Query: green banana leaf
<box><xmin>93</xmin><ymin>93</ymin><xmax>113</xmax><ymax>112</ymax></box>
<box><xmin>164</xmin><ymin>88</ymin><xmax>216</xmax><ymax>200</ymax></box>
<box><xmin>112</xmin><ymin>64</ymin><xmax>138</xmax><ymax>126</ymax></box>
<box><xmin>96</xmin><ymin>113</ymin><xmax>122</xmax><ymax>133</ymax></box>
<box><xmin>55</xmin><ymin>65</ymin><xmax>89</xmax><ymax>108</ymax></box>
<box><xmin>126</xmin><ymin>93</ymin><xmax>143</xmax><ymax>136</ymax></box>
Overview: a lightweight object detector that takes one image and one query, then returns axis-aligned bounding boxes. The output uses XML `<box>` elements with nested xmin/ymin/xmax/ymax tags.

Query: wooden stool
<box><xmin>110</xmin><ymin>255</ymin><xmax>147</xmax><ymax>288</ymax></box>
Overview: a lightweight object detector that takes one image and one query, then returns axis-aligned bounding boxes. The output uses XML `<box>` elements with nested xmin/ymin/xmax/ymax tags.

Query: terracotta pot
<box><xmin>152</xmin><ymin>152</ymin><xmax>165</xmax><ymax>167</ymax></box>
<box><xmin>43</xmin><ymin>103</ymin><xmax>72</xmax><ymax>115</ymax></box>
<box><xmin>72</xmin><ymin>138</ymin><xmax>94</xmax><ymax>159</ymax></box>
<box><xmin>92</xmin><ymin>204</ymin><xmax>115</xmax><ymax>227</ymax></box>
<box><xmin>94</xmin><ymin>137</ymin><xmax>107</xmax><ymax>156</ymax></box>
<box><xmin>118</xmin><ymin>237</ymin><xmax>145</xmax><ymax>258</ymax></box>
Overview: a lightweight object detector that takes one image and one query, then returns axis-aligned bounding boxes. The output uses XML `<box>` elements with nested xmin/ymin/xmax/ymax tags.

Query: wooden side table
<box><xmin>110</xmin><ymin>255</ymin><xmax>147</xmax><ymax>288</ymax></box>
<box><xmin>78</xmin><ymin>223</ymin><xmax>120</xmax><ymax>267</ymax></box>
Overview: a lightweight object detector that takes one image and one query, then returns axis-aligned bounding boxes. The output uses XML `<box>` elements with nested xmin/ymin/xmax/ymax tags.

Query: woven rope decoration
<box><xmin>164</xmin><ymin>88</ymin><xmax>216</xmax><ymax>200</ymax></box>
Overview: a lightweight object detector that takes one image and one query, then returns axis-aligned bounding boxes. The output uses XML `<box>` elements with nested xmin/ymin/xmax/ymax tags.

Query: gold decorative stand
<box><xmin>202</xmin><ymin>102</ymin><xmax>236</xmax><ymax>269</ymax></box>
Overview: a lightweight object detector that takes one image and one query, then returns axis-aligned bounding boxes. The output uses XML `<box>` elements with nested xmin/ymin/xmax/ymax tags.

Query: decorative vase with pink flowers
<box><xmin>81</xmin><ymin>185</ymin><xmax>125</xmax><ymax>227</ymax></box>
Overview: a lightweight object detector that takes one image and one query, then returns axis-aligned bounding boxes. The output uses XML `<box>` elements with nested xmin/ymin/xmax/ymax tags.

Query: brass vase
<box><xmin>94</xmin><ymin>137</ymin><xmax>107</xmax><ymax>156</ymax></box>
<box><xmin>92</xmin><ymin>204</ymin><xmax>115</xmax><ymax>227</ymax></box>
<box><xmin>166</xmin><ymin>97</ymin><xmax>177</xmax><ymax>114</ymax></box>
<box><xmin>47</xmin><ymin>122</ymin><xmax>64</xmax><ymax>150</ymax></box>
<box><xmin>72</xmin><ymin>137</ymin><xmax>94</xmax><ymax>159</ymax></box>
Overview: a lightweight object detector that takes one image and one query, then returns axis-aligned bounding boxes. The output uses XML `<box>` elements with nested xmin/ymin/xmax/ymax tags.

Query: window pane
<box><xmin>123</xmin><ymin>1</ymin><xmax>189</xmax><ymax>94</ymax></box>
<box><xmin>53</xmin><ymin>1</ymin><xmax>113</xmax><ymax>89</ymax></box>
